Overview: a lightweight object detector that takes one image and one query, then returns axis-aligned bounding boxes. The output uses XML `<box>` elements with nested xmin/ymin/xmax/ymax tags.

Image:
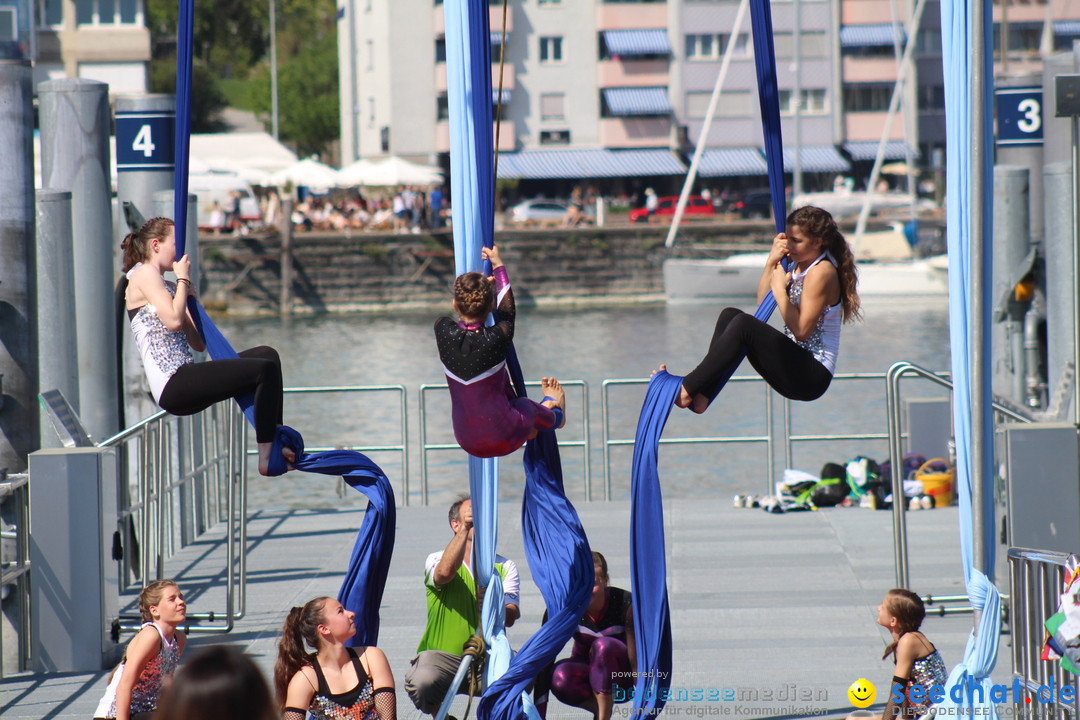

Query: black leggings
<box><xmin>158</xmin><ymin>346</ymin><xmax>284</xmax><ymax>443</ymax></box>
<box><xmin>682</xmin><ymin>307</ymin><xmax>832</xmax><ymax>402</ymax></box>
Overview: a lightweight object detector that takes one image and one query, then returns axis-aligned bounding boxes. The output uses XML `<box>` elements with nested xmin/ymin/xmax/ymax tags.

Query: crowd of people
<box><xmin>282</xmin><ymin>186</ymin><xmax>447</xmax><ymax>234</ymax></box>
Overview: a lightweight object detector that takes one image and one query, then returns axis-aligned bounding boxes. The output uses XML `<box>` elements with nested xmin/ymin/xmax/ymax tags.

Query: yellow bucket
<box><xmin>916</xmin><ymin>459</ymin><xmax>954</xmax><ymax>507</ymax></box>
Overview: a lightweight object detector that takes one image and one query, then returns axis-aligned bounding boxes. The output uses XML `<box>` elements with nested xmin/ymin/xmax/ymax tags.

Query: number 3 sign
<box><xmin>997</xmin><ymin>87</ymin><xmax>1043</xmax><ymax>147</ymax></box>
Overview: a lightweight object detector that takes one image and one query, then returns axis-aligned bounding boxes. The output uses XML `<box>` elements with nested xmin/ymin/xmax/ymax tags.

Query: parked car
<box><xmin>507</xmin><ymin>199</ymin><xmax>571</xmax><ymax>224</ymax></box>
<box><xmin>732</xmin><ymin>189</ymin><xmax>772</xmax><ymax>220</ymax></box>
<box><xmin>629</xmin><ymin>195</ymin><xmax>715</xmax><ymax>223</ymax></box>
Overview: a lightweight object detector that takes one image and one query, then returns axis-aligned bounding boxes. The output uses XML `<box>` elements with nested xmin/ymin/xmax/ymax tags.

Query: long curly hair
<box><xmin>786</xmin><ymin>206</ymin><xmax>861</xmax><ymax>322</ymax></box>
<box><xmin>273</xmin><ymin>597</ymin><xmax>329</xmax><ymax>708</ymax></box>
<box><xmin>120</xmin><ymin>216</ymin><xmax>174</xmax><ymax>273</ymax></box>
<box><xmin>453</xmin><ymin>272</ymin><xmax>494</xmax><ymax>320</ymax></box>
<box><xmin>881</xmin><ymin>588</ymin><xmax>926</xmax><ymax>659</ymax></box>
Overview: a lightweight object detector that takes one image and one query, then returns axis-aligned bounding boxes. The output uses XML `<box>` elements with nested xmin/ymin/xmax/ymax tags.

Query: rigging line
<box><xmin>493</xmin><ymin>0</ymin><xmax>509</xmax><ymax>187</ymax></box>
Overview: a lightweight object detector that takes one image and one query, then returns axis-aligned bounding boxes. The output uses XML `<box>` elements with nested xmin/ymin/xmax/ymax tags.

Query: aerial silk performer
<box><xmin>442</xmin><ymin>3</ymin><xmax>593</xmax><ymax>720</ymax></box>
<box><xmin>628</xmin><ymin>0</ymin><xmax>793</xmax><ymax>714</ymax></box>
<box><xmin>171</xmin><ymin>0</ymin><xmax>395</xmax><ymax>645</ymax></box>
<box><xmin>931</xmin><ymin>0</ymin><xmax>1002</xmax><ymax>717</ymax></box>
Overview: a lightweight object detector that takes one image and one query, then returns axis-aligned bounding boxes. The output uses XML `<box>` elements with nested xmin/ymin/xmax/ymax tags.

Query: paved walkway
<box><xmin>2</xmin><ymin>498</ymin><xmax>1002</xmax><ymax>720</ymax></box>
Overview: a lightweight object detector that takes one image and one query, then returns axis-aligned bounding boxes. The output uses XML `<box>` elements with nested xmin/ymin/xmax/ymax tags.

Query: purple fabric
<box><xmin>447</xmin><ymin>371</ymin><xmax>557</xmax><ymax>458</ymax></box>
<box><xmin>493</xmin><ymin>265</ymin><xmax>509</xmax><ymax>293</ymax></box>
<box><xmin>550</xmin><ymin>637</ymin><xmax>631</xmax><ymax>706</ymax></box>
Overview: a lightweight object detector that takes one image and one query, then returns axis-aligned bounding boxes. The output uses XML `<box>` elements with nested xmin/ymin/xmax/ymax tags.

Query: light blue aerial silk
<box><xmin>172</xmin><ymin>0</ymin><xmax>395</xmax><ymax>644</ymax></box>
<box><xmin>627</xmin><ymin>1</ymin><xmax>790</xmax><ymax>713</ymax></box>
<box><xmin>934</xmin><ymin>1</ymin><xmax>1001</xmax><ymax>717</ymax></box>
<box><xmin>444</xmin><ymin>3</ymin><xmax>593</xmax><ymax>719</ymax></box>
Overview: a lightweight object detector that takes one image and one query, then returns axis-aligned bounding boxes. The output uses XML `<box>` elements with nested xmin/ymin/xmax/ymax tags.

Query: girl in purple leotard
<box><xmin>434</xmin><ymin>245</ymin><xmax>566</xmax><ymax>458</ymax></box>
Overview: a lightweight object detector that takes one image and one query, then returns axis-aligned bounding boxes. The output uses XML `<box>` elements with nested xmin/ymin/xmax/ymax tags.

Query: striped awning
<box><xmin>492</xmin><ymin>88</ymin><xmax>512</xmax><ymax>105</ymax></box>
<box><xmin>496</xmin><ymin>148</ymin><xmax>685</xmax><ymax>180</ymax></box>
<box><xmin>843</xmin><ymin>141</ymin><xmax>919</xmax><ymax>162</ymax></box>
<box><xmin>782</xmin><ymin>145</ymin><xmax>851</xmax><ymax>173</ymax></box>
<box><xmin>1056</xmin><ymin>20</ymin><xmax>1080</xmax><ymax>35</ymax></box>
<box><xmin>602</xmin><ymin>87</ymin><xmax>672</xmax><ymax>116</ymax></box>
<box><xmin>602</xmin><ymin>29</ymin><xmax>671</xmax><ymax>57</ymax></box>
<box><xmin>697</xmin><ymin>148</ymin><xmax>768</xmax><ymax>177</ymax></box>
<box><xmin>840</xmin><ymin>23</ymin><xmax>906</xmax><ymax>48</ymax></box>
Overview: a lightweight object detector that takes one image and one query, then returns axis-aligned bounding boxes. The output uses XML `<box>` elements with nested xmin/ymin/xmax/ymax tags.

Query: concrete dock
<box><xmin>2</xmin><ymin>497</ymin><xmax>1001</xmax><ymax>720</ymax></box>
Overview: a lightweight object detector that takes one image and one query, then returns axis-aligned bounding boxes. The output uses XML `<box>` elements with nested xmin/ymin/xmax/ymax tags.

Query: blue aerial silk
<box><xmin>172</xmin><ymin>0</ymin><xmax>394</xmax><ymax>645</ymax></box>
<box><xmin>935</xmin><ymin>0</ymin><xmax>1001</xmax><ymax>717</ymax></box>
<box><xmin>626</xmin><ymin>1</ymin><xmax>790</xmax><ymax>712</ymax></box>
<box><xmin>444</xmin><ymin>3</ymin><xmax>591</xmax><ymax>719</ymax></box>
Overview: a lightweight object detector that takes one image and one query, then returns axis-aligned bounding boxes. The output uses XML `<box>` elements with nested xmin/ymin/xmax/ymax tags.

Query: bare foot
<box><xmin>257</xmin><ymin>443</ymin><xmax>297</xmax><ymax>476</ymax></box>
<box><xmin>689</xmin><ymin>393</ymin><xmax>710</xmax><ymax>414</ymax></box>
<box><xmin>540</xmin><ymin>377</ymin><xmax>567</xmax><ymax>428</ymax></box>
<box><xmin>656</xmin><ymin>365</ymin><xmax>698</xmax><ymax>411</ymax></box>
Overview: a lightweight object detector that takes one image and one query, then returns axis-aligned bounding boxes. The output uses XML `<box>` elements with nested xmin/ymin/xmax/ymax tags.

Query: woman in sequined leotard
<box><xmin>122</xmin><ymin>217</ymin><xmax>293</xmax><ymax>476</ymax></box>
<box><xmin>434</xmin><ymin>245</ymin><xmax>567</xmax><ymax>458</ymax></box>
<box><xmin>93</xmin><ymin>580</ymin><xmax>187</xmax><ymax>720</ymax></box>
<box><xmin>275</xmin><ymin>597</ymin><xmax>397</xmax><ymax>720</ymax></box>
<box><xmin>661</xmin><ymin>206</ymin><xmax>860</xmax><ymax>413</ymax></box>
<box><xmin>861</xmin><ymin>588</ymin><xmax>948</xmax><ymax>720</ymax></box>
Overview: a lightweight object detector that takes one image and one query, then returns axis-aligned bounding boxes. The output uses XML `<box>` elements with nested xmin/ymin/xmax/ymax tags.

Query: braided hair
<box><xmin>881</xmin><ymin>588</ymin><xmax>926</xmax><ymax>659</ymax></box>
<box><xmin>453</xmin><ymin>272</ymin><xmax>494</xmax><ymax>320</ymax></box>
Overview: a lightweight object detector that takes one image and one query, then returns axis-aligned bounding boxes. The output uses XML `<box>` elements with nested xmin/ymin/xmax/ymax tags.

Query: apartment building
<box><xmin>338</xmin><ymin>0</ymin><xmax>1080</xmax><ymax>187</ymax></box>
<box><xmin>9</xmin><ymin>0</ymin><xmax>151</xmax><ymax>94</ymax></box>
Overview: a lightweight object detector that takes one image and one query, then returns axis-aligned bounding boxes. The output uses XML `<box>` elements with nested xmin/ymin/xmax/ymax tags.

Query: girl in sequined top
<box><xmin>122</xmin><ymin>217</ymin><xmax>294</xmax><ymax>476</ymax></box>
<box><xmin>93</xmin><ymin>580</ymin><xmax>187</xmax><ymax>720</ymax></box>
<box><xmin>275</xmin><ymin>596</ymin><xmax>397</xmax><ymax>720</ymax></box>
<box><xmin>871</xmin><ymin>588</ymin><xmax>949</xmax><ymax>720</ymax></box>
<box><xmin>661</xmin><ymin>206</ymin><xmax>860</xmax><ymax>413</ymax></box>
<box><xmin>434</xmin><ymin>244</ymin><xmax>566</xmax><ymax>457</ymax></box>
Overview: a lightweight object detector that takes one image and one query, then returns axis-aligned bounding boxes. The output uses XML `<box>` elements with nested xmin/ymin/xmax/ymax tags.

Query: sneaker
<box><xmin>908</xmin><ymin>497</ymin><xmax>922</xmax><ymax>511</ymax></box>
<box><xmin>921</xmin><ymin>495</ymin><xmax>935</xmax><ymax>510</ymax></box>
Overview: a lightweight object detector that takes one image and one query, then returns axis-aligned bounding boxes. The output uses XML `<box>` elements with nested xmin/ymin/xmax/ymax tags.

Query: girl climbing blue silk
<box><xmin>171</xmin><ymin>0</ymin><xmax>394</xmax><ymax>646</ymax></box>
<box><xmin>444</xmin><ymin>3</ymin><xmax>593</xmax><ymax>720</ymax></box>
<box><xmin>628</xmin><ymin>0</ymin><xmax>792</xmax><ymax>712</ymax></box>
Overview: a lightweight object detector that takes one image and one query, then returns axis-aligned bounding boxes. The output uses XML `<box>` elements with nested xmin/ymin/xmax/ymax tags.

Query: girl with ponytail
<box><xmin>434</xmin><ymin>244</ymin><xmax>567</xmax><ymax>457</ymax></box>
<box><xmin>122</xmin><ymin>217</ymin><xmax>294</xmax><ymax>475</ymax></box>
<box><xmin>275</xmin><ymin>597</ymin><xmax>396</xmax><ymax>720</ymax></box>
<box><xmin>661</xmin><ymin>205</ymin><xmax>861</xmax><ymax>412</ymax></box>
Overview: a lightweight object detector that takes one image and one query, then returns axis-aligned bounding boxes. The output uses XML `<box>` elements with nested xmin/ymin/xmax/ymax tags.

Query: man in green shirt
<box><xmin>404</xmin><ymin>496</ymin><xmax>520</xmax><ymax>714</ymax></box>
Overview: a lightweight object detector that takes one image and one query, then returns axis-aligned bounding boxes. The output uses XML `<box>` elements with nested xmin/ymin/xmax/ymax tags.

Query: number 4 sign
<box><xmin>115</xmin><ymin>110</ymin><xmax>175</xmax><ymax>172</ymax></box>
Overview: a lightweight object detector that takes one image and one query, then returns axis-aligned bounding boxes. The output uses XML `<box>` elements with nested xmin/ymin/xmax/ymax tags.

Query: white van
<box><xmin>189</xmin><ymin>171</ymin><xmax>263</xmax><ymax>230</ymax></box>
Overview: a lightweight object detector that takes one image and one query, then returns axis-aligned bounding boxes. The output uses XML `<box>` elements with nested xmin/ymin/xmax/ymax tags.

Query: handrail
<box><xmin>0</xmin><ymin>472</ymin><xmax>30</xmax><ymax>677</ymax></box>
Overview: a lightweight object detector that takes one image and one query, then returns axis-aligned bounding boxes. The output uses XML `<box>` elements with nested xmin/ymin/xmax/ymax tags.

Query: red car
<box><xmin>629</xmin><ymin>195</ymin><xmax>715</xmax><ymax>223</ymax></box>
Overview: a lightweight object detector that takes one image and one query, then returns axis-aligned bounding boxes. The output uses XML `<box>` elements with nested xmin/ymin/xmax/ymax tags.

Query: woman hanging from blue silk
<box><xmin>661</xmin><ymin>206</ymin><xmax>860</xmax><ymax>412</ymax></box>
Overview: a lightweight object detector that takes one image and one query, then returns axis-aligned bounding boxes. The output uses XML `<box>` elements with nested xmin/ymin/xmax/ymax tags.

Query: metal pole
<box><xmin>270</xmin><ymin>0</ymin><xmax>280</xmax><ymax>142</ymax></box>
<box><xmin>0</xmin><ymin>60</ymin><xmax>39</xmax><ymax>471</ymax></box>
<box><xmin>1074</xmin><ymin>120</ymin><xmax>1080</xmax><ymax>428</ymax></box>
<box><xmin>35</xmin><ymin>190</ymin><xmax>79</xmax><ymax>449</ymax></box>
<box><xmin>38</xmin><ymin>78</ymin><xmax>118</xmax><ymax>443</ymax></box>
<box><xmin>970</xmin><ymin>0</ymin><xmax>988</xmax><ymax>578</ymax></box>
<box><xmin>279</xmin><ymin>197</ymin><xmax>293</xmax><ymax>316</ymax></box>
<box><xmin>792</xmin><ymin>0</ymin><xmax>803</xmax><ymax>199</ymax></box>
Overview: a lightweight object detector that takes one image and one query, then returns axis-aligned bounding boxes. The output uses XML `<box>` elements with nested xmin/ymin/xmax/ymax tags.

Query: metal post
<box><xmin>991</xmin><ymin>166</ymin><xmax>1030</xmax><ymax>406</ymax></box>
<box><xmin>0</xmin><ymin>60</ymin><xmax>38</xmax><ymax>471</ymax></box>
<box><xmin>38</xmin><ymin>78</ymin><xmax>118</xmax><ymax>443</ymax></box>
<box><xmin>280</xmin><ymin>198</ymin><xmax>293</xmax><ymax>317</ymax></box>
<box><xmin>1043</xmin><ymin>162</ymin><xmax>1074</xmax><ymax>418</ymax></box>
<box><xmin>35</xmin><ymin>190</ymin><xmax>79</xmax><ymax>449</ymax></box>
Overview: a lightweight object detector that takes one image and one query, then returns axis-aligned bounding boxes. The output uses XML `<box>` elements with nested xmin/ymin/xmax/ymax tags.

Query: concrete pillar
<box><xmin>992</xmin><ymin>166</ymin><xmax>1031</xmax><ymax>406</ymax></box>
<box><xmin>38</xmin><ymin>79</ymin><xmax>118</xmax><ymax>443</ymax></box>
<box><xmin>1044</xmin><ymin>162</ymin><xmax>1075</xmax><ymax>420</ymax></box>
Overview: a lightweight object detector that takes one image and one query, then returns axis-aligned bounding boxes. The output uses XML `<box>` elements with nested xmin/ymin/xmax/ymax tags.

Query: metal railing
<box><xmin>601</xmin><ymin>375</ymin><xmax>777</xmax><ymax>502</ymax></box>
<box><xmin>1009</xmin><ymin>547</ymin><xmax>1080</xmax><ymax>718</ymax></box>
<box><xmin>418</xmin><ymin>380</ymin><xmax>590</xmax><ymax>505</ymax></box>
<box><xmin>1</xmin><ymin>471</ymin><xmax>31</xmax><ymax>677</ymax></box>
<box><xmin>99</xmin><ymin>401</ymin><xmax>248</xmax><ymax>634</ymax></box>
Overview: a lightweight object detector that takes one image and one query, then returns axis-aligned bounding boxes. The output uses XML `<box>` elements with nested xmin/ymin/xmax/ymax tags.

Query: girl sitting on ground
<box><xmin>861</xmin><ymin>588</ymin><xmax>948</xmax><ymax>720</ymax></box>
<box><xmin>275</xmin><ymin>596</ymin><xmax>397</xmax><ymax>720</ymax></box>
<box><xmin>660</xmin><ymin>205</ymin><xmax>860</xmax><ymax>412</ymax></box>
<box><xmin>93</xmin><ymin>580</ymin><xmax>187</xmax><ymax>720</ymax></box>
<box><xmin>122</xmin><ymin>217</ymin><xmax>294</xmax><ymax>475</ymax></box>
<box><xmin>434</xmin><ymin>244</ymin><xmax>566</xmax><ymax>458</ymax></box>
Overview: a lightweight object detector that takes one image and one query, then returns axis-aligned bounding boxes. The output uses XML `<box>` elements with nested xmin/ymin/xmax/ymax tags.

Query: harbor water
<box><xmin>217</xmin><ymin>297</ymin><xmax>952</xmax><ymax>510</ymax></box>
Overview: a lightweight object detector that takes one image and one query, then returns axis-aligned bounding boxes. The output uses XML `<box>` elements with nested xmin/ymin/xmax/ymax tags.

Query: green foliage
<box><xmin>149</xmin><ymin>57</ymin><xmax>229</xmax><ymax>133</ymax></box>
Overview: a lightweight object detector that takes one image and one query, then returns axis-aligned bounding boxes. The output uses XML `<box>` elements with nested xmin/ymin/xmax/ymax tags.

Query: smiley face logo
<box><xmin>848</xmin><ymin>678</ymin><xmax>876</xmax><ymax>708</ymax></box>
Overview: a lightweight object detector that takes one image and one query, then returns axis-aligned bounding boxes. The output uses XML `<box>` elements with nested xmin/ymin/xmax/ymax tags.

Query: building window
<box><xmin>63</xmin><ymin>0</ymin><xmax>139</xmax><ymax>25</ymax></box>
<box><xmin>773</xmin><ymin>31</ymin><xmax>827</xmax><ymax>58</ymax></box>
<box><xmin>366</xmin><ymin>40</ymin><xmax>374</xmax><ymax>71</ymax></box>
<box><xmin>778</xmin><ymin>88</ymin><xmax>827</xmax><ymax>115</ymax></box>
<box><xmin>437</xmin><ymin>94</ymin><xmax>449</xmax><ymax>121</ymax></box>
<box><xmin>435</xmin><ymin>37</ymin><xmax>446</xmax><ymax>63</ymax></box>
<box><xmin>540</xmin><ymin>92</ymin><xmax>565</xmax><ymax>121</ymax></box>
<box><xmin>917</xmin><ymin>84</ymin><xmax>945</xmax><ymax>110</ymax></box>
<box><xmin>540</xmin><ymin>36</ymin><xmax>563</xmax><ymax>63</ymax></box>
<box><xmin>540</xmin><ymin>130</ymin><xmax>571</xmax><ymax>145</ymax></box>
<box><xmin>994</xmin><ymin>24</ymin><xmax>1043</xmax><ymax>56</ymax></box>
<box><xmin>843</xmin><ymin>83</ymin><xmax>892</xmax><ymax>112</ymax></box>
<box><xmin>719</xmin><ymin>32</ymin><xmax>751</xmax><ymax>58</ymax></box>
<box><xmin>368</xmin><ymin>98</ymin><xmax>376</xmax><ymax>127</ymax></box>
<box><xmin>686</xmin><ymin>33</ymin><xmax>717</xmax><ymax>59</ymax></box>
<box><xmin>538</xmin><ymin>0</ymin><xmax>562</xmax><ymax>5</ymax></box>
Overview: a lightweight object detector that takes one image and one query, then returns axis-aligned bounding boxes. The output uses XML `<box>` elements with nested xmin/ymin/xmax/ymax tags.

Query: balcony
<box><xmin>599</xmin><ymin>117</ymin><xmax>673</xmax><ymax>148</ymax></box>
<box><xmin>597</xmin><ymin>3</ymin><xmax>668</xmax><ymax>31</ymax></box>
<box><xmin>597</xmin><ymin>58</ymin><xmax>669</xmax><ymax>86</ymax></box>
<box><xmin>436</xmin><ymin>119</ymin><xmax>516</xmax><ymax>153</ymax></box>
<box><xmin>843</xmin><ymin>112</ymin><xmax>907</xmax><ymax>143</ymax></box>
<box><xmin>842</xmin><ymin>56</ymin><xmax>899</xmax><ymax>83</ymax></box>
